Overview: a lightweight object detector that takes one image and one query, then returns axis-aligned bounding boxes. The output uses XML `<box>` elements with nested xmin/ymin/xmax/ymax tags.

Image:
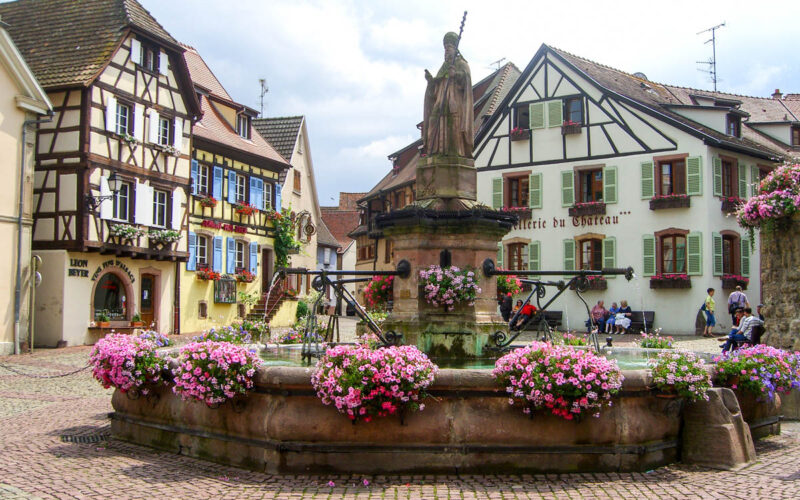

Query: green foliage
<box><xmin>296</xmin><ymin>300</ymin><xmax>309</xmax><ymax>320</ymax></box>
<box><xmin>237</xmin><ymin>291</ymin><xmax>260</xmax><ymax>306</ymax></box>
<box><xmin>272</xmin><ymin>208</ymin><xmax>302</xmax><ymax>269</ymax></box>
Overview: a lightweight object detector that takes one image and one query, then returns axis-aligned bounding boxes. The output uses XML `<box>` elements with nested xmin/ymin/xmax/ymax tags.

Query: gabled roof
<box><xmin>0</xmin><ymin>16</ymin><xmax>51</xmax><ymax>115</ymax></box>
<box><xmin>253</xmin><ymin>116</ymin><xmax>304</xmax><ymax>161</ymax></box>
<box><xmin>182</xmin><ymin>44</ymin><xmax>232</xmax><ymax>101</ymax></box>
<box><xmin>321</xmin><ymin>202</ymin><xmax>362</xmax><ymax>250</ymax></box>
<box><xmin>0</xmin><ymin>0</ymin><xmax>178</xmax><ymax>89</ymax></box>
<box><xmin>315</xmin><ymin>219</ymin><xmax>340</xmax><ymax>249</ymax></box>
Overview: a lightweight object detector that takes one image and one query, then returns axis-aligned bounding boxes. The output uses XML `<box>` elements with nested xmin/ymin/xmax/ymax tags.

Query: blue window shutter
<box><xmin>212</xmin><ymin>166</ymin><xmax>223</xmax><ymax>199</ymax></box>
<box><xmin>212</xmin><ymin>236</ymin><xmax>223</xmax><ymax>273</ymax></box>
<box><xmin>257</xmin><ymin>179</ymin><xmax>265</xmax><ymax>210</ymax></box>
<box><xmin>226</xmin><ymin>237</ymin><xmax>235</xmax><ymax>274</ymax></box>
<box><xmin>187</xmin><ymin>232</ymin><xmax>197</xmax><ymax>271</ymax></box>
<box><xmin>275</xmin><ymin>183</ymin><xmax>282</xmax><ymax>211</ymax></box>
<box><xmin>190</xmin><ymin>160</ymin><xmax>199</xmax><ymax>195</ymax></box>
<box><xmin>249</xmin><ymin>241</ymin><xmax>258</xmax><ymax>275</ymax></box>
<box><xmin>228</xmin><ymin>170</ymin><xmax>236</xmax><ymax>204</ymax></box>
<box><xmin>249</xmin><ymin>177</ymin><xmax>258</xmax><ymax>209</ymax></box>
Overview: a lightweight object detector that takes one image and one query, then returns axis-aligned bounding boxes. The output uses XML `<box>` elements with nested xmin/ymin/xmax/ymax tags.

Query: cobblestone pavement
<box><xmin>2</xmin><ymin>345</ymin><xmax>800</xmax><ymax>499</ymax></box>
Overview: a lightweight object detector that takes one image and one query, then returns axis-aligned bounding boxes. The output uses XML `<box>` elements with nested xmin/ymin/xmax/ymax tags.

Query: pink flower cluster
<box><xmin>364</xmin><ymin>275</ymin><xmax>394</xmax><ymax>311</ymax></box>
<box><xmin>418</xmin><ymin>265</ymin><xmax>481</xmax><ymax>311</ymax></box>
<box><xmin>713</xmin><ymin>344</ymin><xmax>800</xmax><ymax>401</ymax></box>
<box><xmin>636</xmin><ymin>331</ymin><xmax>674</xmax><ymax>349</ymax></box>
<box><xmin>651</xmin><ymin>273</ymin><xmax>689</xmax><ymax>281</ymax></box>
<box><xmin>311</xmin><ymin>344</ymin><xmax>438</xmax><ymax>422</ymax></box>
<box><xmin>496</xmin><ymin>273</ymin><xmax>522</xmax><ymax>296</ymax></box>
<box><xmin>172</xmin><ymin>341</ymin><xmax>261</xmax><ymax>406</ymax></box>
<box><xmin>573</xmin><ymin>201</ymin><xmax>605</xmax><ymax>208</ymax></box>
<box><xmin>737</xmin><ymin>163</ymin><xmax>800</xmax><ymax>229</ymax></box>
<box><xmin>649</xmin><ymin>350</ymin><xmax>711</xmax><ymax>401</ymax></box>
<box><xmin>492</xmin><ymin>342</ymin><xmax>623</xmax><ymax>420</ymax></box>
<box><xmin>89</xmin><ymin>333</ymin><xmax>166</xmax><ymax>394</ymax></box>
<box><xmin>722</xmin><ymin>274</ymin><xmax>749</xmax><ymax>284</ymax></box>
<box><xmin>651</xmin><ymin>193</ymin><xmax>689</xmax><ymax>200</ymax></box>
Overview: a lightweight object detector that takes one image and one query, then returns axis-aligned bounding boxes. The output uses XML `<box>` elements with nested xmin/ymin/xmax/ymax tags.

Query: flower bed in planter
<box><xmin>649</xmin><ymin>274</ymin><xmax>691</xmax><ymax>289</ymax></box>
<box><xmin>500</xmin><ymin>206</ymin><xmax>532</xmax><ymax>219</ymax></box>
<box><xmin>509</xmin><ymin>127</ymin><xmax>529</xmax><ymax>141</ymax></box>
<box><xmin>649</xmin><ymin>194</ymin><xmax>690</xmax><ymax>210</ymax></box>
<box><xmin>721</xmin><ymin>197</ymin><xmax>744</xmax><ymax>213</ymax></box>
<box><xmin>196</xmin><ymin>268</ymin><xmax>221</xmax><ymax>281</ymax></box>
<box><xmin>234</xmin><ymin>202</ymin><xmax>257</xmax><ymax>215</ymax></box>
<box><xmin>568</xmin><ymin>201</ymin><xmax>606</xmax><ymax>217</ymax></box>
<box><xmin>198</xmin><ymin>194</ymin><xmax>217</xmax><ymax>208</ymax></box>
<box><xmin>235</xmin><ymin>269</ymin><xmax>256</xmax><ymax>283</ymax></box>
<box><xmin>418</xmin><ymin>265</ymin><xmax>480</xmax><ymax>311</ymax></box>
<box><xmin>721</xmin><ymin>275</ymin><xmax>749</xmax><ymax>290</ymax></box>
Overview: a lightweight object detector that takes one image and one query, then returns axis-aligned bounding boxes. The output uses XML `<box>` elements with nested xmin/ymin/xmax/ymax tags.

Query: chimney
<box><xmin>772</xmin><ymin>89</ymin><xmax>783</xmax><ymax>100</ymax></box>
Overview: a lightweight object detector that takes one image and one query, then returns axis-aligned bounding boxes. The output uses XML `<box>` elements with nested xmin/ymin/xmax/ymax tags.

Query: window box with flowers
<box><xmin>568</xmin><ymin>201</ymin><xmax>606</xmax><ymax>217</ymax></box>
<box><xmin>500</xmin><ymin>206</ymin><xmax>532</xmax><ymax>219</ymax></box>
<box><xmin>561</xmin><ymin>120</ymin><xmax>582</xmax><ymax>136</ymax></box>
<box><xmin>196</xmin><ymin>268</ymin><xmax>222</xmax><ymax>281</ymax></box>
<box><xmin>233</xmin><ymin>201</ymin><xmax>257</xmax><ymax>216</ymax></box>
<box><xmin>148</xmin><ymin>229</ymin><xmax>181</xmax><ymax>251</ymax></box>
<box><xmin>721</xmin><ymin>274</ymin><xmax>749</xmax><ymax>290</ymax></box>
<box><xmin>235</xmin><ymin>269</ymin><xmax>256</xmax><ymax>283</ymax></box>
<box><xmin>197</xmin><ymin>194</ymin><xmax>217</xmax><ymax>208</ymax></box>
<box><xmin>649</xmin><ymin>193</ymin><xmax>690</xmax><ymax>210</ymax></box>
<box><xmin>649</xmin><ymin>274</ymin><xmax>691</xmax><ymax>289</ymax></box>
<box><xmin>721</xmin><ymin>196</ymin><xmax>744</xmax><ymax>213</ymax></box>
<box><xmin>570</xmin><ymin>275</ymin><xmax>607</xmax><ymax>291</ymax></box>
<box><xmin>509</xmin><ymin>127</ymin><xmax>530</xmax><ymax>142</ymax></box>
<box><xmin>108</xmin><ymin>223</ymin><xmax>145</xmax><ymax>244</ymax></box>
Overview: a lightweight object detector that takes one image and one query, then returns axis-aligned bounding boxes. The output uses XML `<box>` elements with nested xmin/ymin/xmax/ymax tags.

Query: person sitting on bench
<box><xmin>513</xmin><ymin>302</ymin><xmax>538</xmax><ymax>330</ymax></box>
<box><xmin>720</xmin><ymin>307</ymin><xmax>763</xmax><ymax>353</ymax></box>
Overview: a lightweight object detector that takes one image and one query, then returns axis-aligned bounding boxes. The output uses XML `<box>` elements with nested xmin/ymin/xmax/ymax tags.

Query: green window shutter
<box><xmin>522</xmin><ymin>244</ymin><xmax>530</xmax><ymax>271</ymax></box>
<box><xmin>712</xmin><ymin>232</ymin><xmax>723</xmax><ymax>276</ymax></box>
<box><xmin>687</xmin><ymin>232</ymin><xmax>702</xmax><ymax>276</ymax></box>
<box><xmin>640</xmin><ymin>161</ymin><xmax>654</xmax><ymax>199</ymax></box>
<box><xmin>687</xmin><ymin>156</ymin><xmax>703</xmax><ymax>196</ymax></box>
<box><xmin>712</xmin><ymin>157</ymin><xmax>723</xmax><ymax>196</ymax></box>
<box><xmin>740</xmin><ymin>238</ymin><xmax>750</xmax><ymax>277</ymax></box>
<box><xmin>497</xmin><ymin>242</ymin><xmax>504</xmax><ymax>268</ymax></box>
<box><xmin>738</xmin><ymin>163</ymin><xmax>747</xmax><ymax>199</ymax></box>
<box><xmin>547</xmin><ymin>100</ymin><xmax>563</xmax><ymax>128</ymax></box>
<box><xmin>561</xmin><ymin>170</ymin><xmax>574</xmax><ymax>207</ymax></box>
<box><xmin>529</xmin><ymin>240</ymin><xmax>541</xmax><ymax>277</ymax></box>
<box><xmin>602</xmin><ymin>237</ymin><xmax>616</xmax><ymax>278</ymax></box>
<box><xmin>528</xmin><ymin>173</ymin><xmax>542</xmax><ymax>209</ymax></box>
<box><xmin>750</xmin><ymin>165</ymin><xmax>760</xmax><ymax>197</ymax></box>
<box><xmin>492</xmin><ymin>177</ymin><xmax>503</xmax><ymax>209</ymax></box>
<box><xmin>603</xmin><ymin>166</ymin><xmax>617</xmax><ymax>204</ymax></box>
<box><xmin>563</xmin><ymin>239</ymin><xmax>575</xmax><ymax>273</ymax></box>
<box><xmin>642</xmin><ymin>235</ymin><xmax>656</xmax><ymax>277</ymax></box>
<box><xmin>529</xmin><ymin>102</ymin><xmax>545</xmax><ymax>129</ymax></box>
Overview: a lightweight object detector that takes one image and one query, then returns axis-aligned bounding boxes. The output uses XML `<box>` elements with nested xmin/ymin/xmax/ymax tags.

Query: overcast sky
<box><xmin>141</xmin><ymin>0</ymin><xmax>800</xmax><ymax>206</ymax></box>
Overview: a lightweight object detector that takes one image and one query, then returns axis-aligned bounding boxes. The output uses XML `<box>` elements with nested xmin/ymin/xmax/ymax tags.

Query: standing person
<box><xmin>614</xmin><ymin>300</ymin><xmax>632</xmax><ymax>334</ymax></box>
<box><xmin>757</xmin><ymin>304</ymin><xmax>765</xmax><ymax>322</ymax></box>
<box><xmin>727</xmin><ymin>286</ymin><xmax>749</xmax><ymax>325</ymax></box>
<box><xmin>500</xmin><ymin>293</ymin><xmax>513</xmax><ymax>322</ymax></box>
<box><xmin>605</xmin><ymin>302</ymin><xmax>619</xmax><ymax>334</ymax></box>
<box><xmin>703</xmin><ymin>288</ymin><xmax>716</xmax><ymax>337</ymax></box>
<box><xmin>589</xmin><ymin>300</ymin><xmax>608</xmax><ymax>333</ymax></box>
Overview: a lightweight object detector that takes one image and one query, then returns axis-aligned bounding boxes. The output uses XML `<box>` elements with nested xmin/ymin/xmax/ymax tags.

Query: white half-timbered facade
<box><xmin>475</xmin><ymin>45</ymin><xmax>788</xmax><ymax>335</ymax></box>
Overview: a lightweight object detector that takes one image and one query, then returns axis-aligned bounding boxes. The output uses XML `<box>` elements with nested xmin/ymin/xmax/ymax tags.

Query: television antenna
<box><xmin>258</xmin><ymin>78</ymin><xmax>269</xmax><ymax>117</ymax></box>
<box><xmin>488</xmin><ymin>57</ymin><xmax>506</xmax><ymax>70</ymax></box>
<box><xmin>696</xmin><ymin>22</ymin><xmax>725</xmax><ymax>91</ymax></box>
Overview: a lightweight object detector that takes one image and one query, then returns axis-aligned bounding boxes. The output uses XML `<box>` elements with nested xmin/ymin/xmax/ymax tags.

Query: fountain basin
<box><xmin>111</xmin><ymin>365</ymin><xmax>685</xmax><ymax>474</ymax></box>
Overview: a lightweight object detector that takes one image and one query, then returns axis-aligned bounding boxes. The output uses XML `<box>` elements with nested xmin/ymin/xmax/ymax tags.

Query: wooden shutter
<box><xmin>740</xmin><ymin>238</ymin><xmax>750</xmax><ymax>277</ymax></box>
<box><xmin>602</xmin><ymin>237</ymin><xmax>616</xmax><ymax>276</ymax></box>
<box><xmin>640</xmin><ymin>161</ymin><xmax>654</xmax><ymax>199</ymax></box>
<box><xmin>275</xmin><ymin>184</ymin><xmax>282</xmax><ymax>211</ymax></box>
<box><xmin>249</xmin><ymin>177</ymin><xmax>260</xmax><ymax>210</ymax></box>
<box><xmin>528</xmin><ymin>240</ymin><xmax>540</xmax><ymax>277</ymax></box>
<box><xmin>212</xmin><ymin>166</ymin><xmax>223</xmax><ymax>199</ymax></box>
<box><xmin>170</xmin><ymin>187</ymin><xmax>183</xmax><ymax>229</ymax></box>
<box><xmin>603</xmin><ymin>166</ymin><xmax>617</xmax><ymax>204</ymax></box>
<box><xmin>187</xmin><ymin>232</ymin><xmax>197</xmax><ymax>271</ymax></box>
<box><xmin>158</xmin><ymin>50</ymin><xmax>168</xmax><ymax>75</ymax></box>
<box><xmin>105</xmin><ymin>95</ymin><xmax>117</xmax><ymax>133</ymax></box>
<box><xmin>750</xmin><ymin>165</ymin><xmax>760</xmax><ymax>197</ymax></box>
<box><xmin>249</xmin><ymin>241</ymin><xmax>259</xmax><ymax>275</ymax></box>
<box><xmin>133</xmin><ymin>104</ymin><xmax>144</xmax><ymax>142</ymax></box>
<box><xmin>712</xmin><ymin>157</ymin><xmax>723</xmax><ymax>196</ymax></box>
<box><xmin>687</xmin><ymin>156</ymin><xmax>703</xmax><ymax>196</ymax></box>
<box><xmin>99</xmin><ymin>175</ymin><xmax>112</xmax><ymax>220</ymax></box>
<box><xmin>226</xmin><ymin>237</ymin><xmax>236</xmax><ymax>274</ymax></box>
<box><xmin>228</xmin><ymin>170</ymin><xmax>237</xmax><ymax>203</ymax></box>
<box><xmin>687</xmin><ymin>232</ymin><xmax>702</xmax><ymax>276</ymax></box>
<box><xmin>563</xmin><ymin>239</ymin><xmax>575</xmax><ymax>272</ymax></box>
<box><xmin>130</xmin><ymin>38</ymin><xmax>142</xmax><ymax>65</ymax></box>
<box><xmin>561</xmin><ymin>170</ymin><xmax>574</xmax><ymax>207</ymax></box>
<box><xmin>134</xmin><ymin>181</ymin><xmax>153</xmax><ymax>226</ymax></box>
<box><xmin>212</xmin><ymin>236</ymin><xmax>223</xmax><ymax>273</ymax></box>
<box><xmin>173</xmin><ymin>117</ymin><xmax>183</xmax><ymax>151</ymax></box>
<box><xmin>148</xmin><ymin>109</ymin><xmax>159</xmax><ymax>144</ymax></box>
<box><xmin>190</xmin><ymin>160</ymin><xmax>198</xmax><ymax>195</ymax></box>
<box><xmin>738</xmin><ymin>163</ymin><xmax>747</xmax><ymax>199</ymax></box>
<box><xmin>492</xmin><ymin>177</ymin><xmax>503</xmax><ymax>209</ymax></box>
<box><xmin>529</xmin><ymin>173</ymin><xmax>542</xmax><ymax>209</ymax></box>
<box><xmin>522</xmin><ymin>244</ymin><xmax>530</xmax><ymax>270</ymax></box>
<box><xmin>712</xmin><ymin>232</ymin><xmax>723</xmax><ymax>276</ymax></box>
<box><xmin>642</xmin><ymin>234</ymin><xmax>656</xmax><ymax>277</ymax></box>
<box><xmin>497</xmin><ymin>242</ymin><xmax>503</xmax><ymax>268</ymax></box>
<box><xmin>529</xmin><ymin>102</ymin><xmax>545</xmax><ymax>129</ymax></box>
<box><xmin>547</xmin><ymin>100</ymin><xmax>563</xmax><ymax>128</ymax></box>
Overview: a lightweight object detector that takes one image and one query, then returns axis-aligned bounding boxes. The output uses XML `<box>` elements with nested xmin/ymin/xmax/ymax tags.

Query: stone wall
<box><xmin>760</xmin><ymin>216</ymin><xmax>800</xmax><ymax>350</ymax></box>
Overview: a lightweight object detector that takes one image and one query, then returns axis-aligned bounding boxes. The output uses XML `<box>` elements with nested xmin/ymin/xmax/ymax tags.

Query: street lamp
<box><xmin>85</xmin><ymin>172</ymin><xmax>122</xmax><ymax>211</ymax></box>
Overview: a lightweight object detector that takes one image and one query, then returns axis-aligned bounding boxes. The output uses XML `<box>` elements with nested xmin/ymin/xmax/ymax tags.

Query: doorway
<box><xmin>141</xmin><ymin>273</ymin><xmax>155</xmax><ymax>327</ymax></box>
<box><xmin>261</xmin><ymin>249</ymin><xmax>273</xmax><ymax>293</ymax></box>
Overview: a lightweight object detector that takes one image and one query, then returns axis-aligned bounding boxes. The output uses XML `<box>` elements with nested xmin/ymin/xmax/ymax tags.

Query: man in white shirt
<box><xmin>720</xmin><ymin>307</ymin><xmax>762</xmax><ymax>353</ymax></box>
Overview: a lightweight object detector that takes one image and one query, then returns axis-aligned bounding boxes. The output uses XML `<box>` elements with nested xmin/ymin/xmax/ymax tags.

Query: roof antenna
<box><xmin>258</xmin><ymin>78</ymin><xmax>269</xmax><ymax>117</ymax></box>
<box><xmin>488</xmin><ymin>57</ymin><xmax>506</xmax><ymax>71</ymax></box>
<box><xmin>696</xmin><ymin>22</ymin><xmax>725</xmax><ymax>91</ymax></box>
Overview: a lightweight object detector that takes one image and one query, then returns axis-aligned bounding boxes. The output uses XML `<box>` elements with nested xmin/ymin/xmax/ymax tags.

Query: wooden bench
<box><xmin>521</xmin><ymin>310</ymin><xmax>563</xmax><ymax>331</ymax></box>
<box><xmin>628</xmin><ymin>311</ymin><xmax>655</xmax><ymax>333</ymax></box>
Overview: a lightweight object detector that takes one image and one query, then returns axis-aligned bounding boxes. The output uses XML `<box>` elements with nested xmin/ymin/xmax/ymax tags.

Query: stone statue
<box><xmin>423</xmin><ymin>32</ymin><xmax>473</xmax><ymax>158</ymax></box>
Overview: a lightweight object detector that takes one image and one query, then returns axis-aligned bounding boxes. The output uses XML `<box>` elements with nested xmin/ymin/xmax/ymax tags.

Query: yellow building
<box><xmin>181</xmin><ymin>47</ymin><xmax>290</xmax><ymax>333</ymax></box>
<box><xmin>0</xmin><ymin>14</ymin><xmax>52</xmax><ymax>354</ymax></box>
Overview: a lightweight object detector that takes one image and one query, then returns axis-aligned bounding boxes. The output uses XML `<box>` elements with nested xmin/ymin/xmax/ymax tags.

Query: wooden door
<box><xmin>261</xmin><ymin>249</ymin><xmax>273</xmax><ymax>293</ymax></box>
<box><xmin>141</xmin><ymin>274</ymin><xmax>155</xmax><ymax>327</ymax></box>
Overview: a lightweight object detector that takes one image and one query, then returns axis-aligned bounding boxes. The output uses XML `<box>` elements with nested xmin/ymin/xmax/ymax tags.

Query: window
<box><xmin>93</xmin><ymin>273</ymin><xmax>128</xmax><ymax>321</ymax></box>
<box><xmin>578</xmin><ymin>239</ymin><xmax>602</xmax><ymax>270</ymax></box>
<box><xmin>577</xmin><ymin>168</ymin><xmax>603</xmax><ymax>203</ymax></box>
<box><xmin>792</xmin><ymin>126</ymin><xmax>800</xmax><ymax>146</ymax></box>
<box><xmin>393</xmin><ymin>190</ymin><xmax>405</xmax><ymax>210</ymax></box>
<box><xmin>235</xmin><ymin>174</ymin><xmax>246</xmax><ymax>203</ymax></box>
<box><xmin>721</xmin><ymin>159</ymin><xmax>737</xmax><ymax>197</ymax></box>
<box><xmin>657</xmin><ymin>160</ymin><xmax>686</xmax><ymax>196</ymax></box>
<box><xmin>324</xmin><ymin>247</ymin><xmax>332</xmax><ymax>265</ymax></box>
<box><xmin>265</xmin><ymin>183</ymin><xmax>273</xmax><ymax>209</ymax></box>
<box><xmin>235</xmin><ymin>240</ymin><xmax>246</xmax><ymax>271</ymax></box>
<box><xmin>152</xmin><ymin>189</ymin><xmax>167</xmax><ymax>227</ymax></box>
<box><xmin>726</xmin><ymin>114</ymin><xmax>741</xmax><ymax>137</ymax></box>
<box><xmin>142</xmin><ymin>45</ymin><xmax>158</xmax><ymax>72</ymax></box>
<box><xmin>116</xmin><ymin>102</ymin><xmax>131</xmax><ymax>136</ymax></box>
<box><xmin>513</xmin><ymin>105</ymin><xmax>530</xmax><ymax>129</ymax></box>
<box><xmin>507</xmin><ymin>243</ymin><xmax>528</xmax><ymax>271</ymax></box>
<box><xmin>196</xmin><ymin>235</ymin><xmax>208</xmax><ymax>267</ymax></box>
<box><xmin>722</xmin><ymin>234</ymin><xmax>738</xmax><ymax>275</ymax></box>
<box><xmin>293</xmin><ymin>170</ymin><xmax>301</xmax><ymax>193</ymax></box>
<box><xmin>236</xmin><ymin>115</ymin><xmax>250</xmax><ymax>139</ymax></box>
<box><xmin>157</xmin><ymin>116</ymin><xmax>172</xmax><ymax>146</ymax></box>
<box><xmin>197</xmin><ymin>164</ymin><xmax>209</xmax><ymax>195</ymax></box>
<box><xmin>564</xmin><ymin>97</ymin><xmax>583</xmax><ymax>124</ymax></box>
<box><xmin>198</xmin><ymin>301</ymin><xmax>208</xmax><ymax>319</ymax></box>
<box><xmin>384</xmin><ymin>240</ymin><xmax>392</xmax><ymax>264</ymax></box>
<box><xmin>112</xmin><ymin>182</ymin><xmax>131</xmax><ymax>221</ymax></box>
<box><xmin>661</xmin><ymin>234</ymin><xmax>687</xmax><ymax>274</ymax></box>
<box><xmin>507</xmin><ymin>176</ymin><xmax>529</xmax><ymax>208</ymax></box>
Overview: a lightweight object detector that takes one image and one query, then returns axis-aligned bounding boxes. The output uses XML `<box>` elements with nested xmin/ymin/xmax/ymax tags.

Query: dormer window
<box><xmin>726</xmin><ymin>114</ymin><xmax>741</xmax><ymax>137</ymax></box>
<box><xmin>236</xmin><ymin>115</ymin><xmax>250</xmax><ymax>139</ymax></box>
<box><xmin>792</xmin><ymin>126</ymin><xmax>800</xmax><ymax>146</ymax></box>
<box><xmin>142</xmin><ymin>45</ymin><xmax>158</xmax><ymax>73</ymax></box>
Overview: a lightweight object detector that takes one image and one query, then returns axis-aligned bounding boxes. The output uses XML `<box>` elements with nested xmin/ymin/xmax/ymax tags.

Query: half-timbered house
<box><xmin>182</xmin><ymin>46</ymin><xmax>290</xmax><ymax>333</ymax></box>
<box><xmin>474</xmin><ymin>45</ymin><xmax>790</xmax><ymax>334</ymax></box>
<box><xmin>0</xmin><ymin>0</ymin><xmax>201</xmax><ymax>345</ymax></box>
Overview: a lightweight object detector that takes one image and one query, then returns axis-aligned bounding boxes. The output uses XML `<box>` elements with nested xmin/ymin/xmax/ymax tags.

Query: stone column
<box><xmin>759</xmin><ymin>216</ymin><xmax>800</xmax><ymax>350</ymax></box>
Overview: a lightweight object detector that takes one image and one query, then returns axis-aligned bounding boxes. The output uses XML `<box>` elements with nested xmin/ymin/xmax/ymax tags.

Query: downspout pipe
<box><xmin>14</xmin><ymin>114</ymin><xmax>52</xmax><ymax>354</ymax></box>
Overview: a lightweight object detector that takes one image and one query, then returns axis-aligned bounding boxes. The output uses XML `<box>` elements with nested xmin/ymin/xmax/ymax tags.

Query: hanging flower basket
<box><xmin>509</xmin><ymin>127</ymin><xmax>529</xmax><ymax>141</ymax></box>
<box><xmin>561</xmin><ymin>120</ymin><xmax>583</xmax><ymax>136</ymax></box>
<box><xmin>721</xmin><ymin>275</ymin><xmax>749</xmax><ymax>290</ymax></box>
<box><xmin>649</xmin><ymin>274</ymin><xmax>691</xmax><ymax>289</ymax></box>
<box><xmin>721</xmin><ymin>197</ymin><xmax>744</xmax><ymax>213</ymax></box>
<box><xmin>568</xmin><ymin>201</ymin><xmax>606</xmax><ymax>217</ymax></box>
<box><xmin>198</xmin><ymin>194</ymin><xmax>217</xmax><ymax>208</ymax></box>
<box><xmin>234</xmin><ymin>202</ymin><xmax>257</xmax><ymax>216</ymax></box>
<box><xmin>650</xmin><ymin>194</ymin><xmax>690</xmax><ymax>210</ymax></box>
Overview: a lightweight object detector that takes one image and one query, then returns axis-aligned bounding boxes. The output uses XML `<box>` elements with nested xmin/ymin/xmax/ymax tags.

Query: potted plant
<box><xmin>568</xmin><ymin>200</ymin><xmax>606</xmax><ymax>217</ymax></box>
<box><xmin>130</xmin><ymin>312</ymin><xmax>144</xmax><ymax>327</ymax></box>
<box><xmin>649</xmin><ymin>193</ymin><xmax>691</xmax><ymax>210</ymax></box>
<box><xmin>649</xmin><ymin>350</ymin><xmax>711</xmax><ymax>401</ymax></box>
<box><xmin>96</xmin><ymin>311</ymin><xmax>111</xmax><ymax>328</ymax></box>
<box><xmin>509</xmin><ymin>127</ymin><xmax>529</xmax><ymax>141</ymax></box>
<box><xmin>561</xmin><ymin>119</ymin><xmax>582</xmax><ymax>135</ymax></box>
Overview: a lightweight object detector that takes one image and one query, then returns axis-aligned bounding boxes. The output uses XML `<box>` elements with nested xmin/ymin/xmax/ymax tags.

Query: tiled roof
<box><xmin>315</xmin><ymin>219</ymin><xmax>340</xmax><ymax>248</ymax></box>
<box><xmin>0</xmin><ymin>0</ymin><xmax>177</xmax><ymax>89</ymax></box>
<box><xmin>321</xmin><ymin>207</ymin><xmax>360</xmax><ymax>248</ymax></box>
<box><xmin>182</xmin><ymin>45</ymin><xmax>232</xmax><ymax>101</ymax></box>
<box><xmin>252</xmin><ymin>116</ymin><xmax>304</xmax><ymax>161</ymax></box>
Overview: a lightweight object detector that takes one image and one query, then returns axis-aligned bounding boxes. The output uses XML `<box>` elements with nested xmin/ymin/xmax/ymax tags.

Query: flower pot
<box><xmin>130</xmin><ymin>321</ymin><xmax>144</xmax><ymax>327</ymax></box>
<box><xmin>649</xmin><ymin>197</ymin><xmax>691</xmax><ymax>210</ymax></box>
<box><xmin>97</xmin><ymin>321</ymin><xmax>110</xmax><ymax>328</ymax></box>
<box><xmin>568</xmin><ymin>203</ymin><xmax>606</xmax><ymax>217</ymax></box>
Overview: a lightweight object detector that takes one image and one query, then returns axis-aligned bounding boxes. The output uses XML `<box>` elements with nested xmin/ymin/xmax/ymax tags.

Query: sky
<box><xmin>140</xmin><ymin>0</ymin><xmax>800</xmax><ymax>206</ymax></box>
